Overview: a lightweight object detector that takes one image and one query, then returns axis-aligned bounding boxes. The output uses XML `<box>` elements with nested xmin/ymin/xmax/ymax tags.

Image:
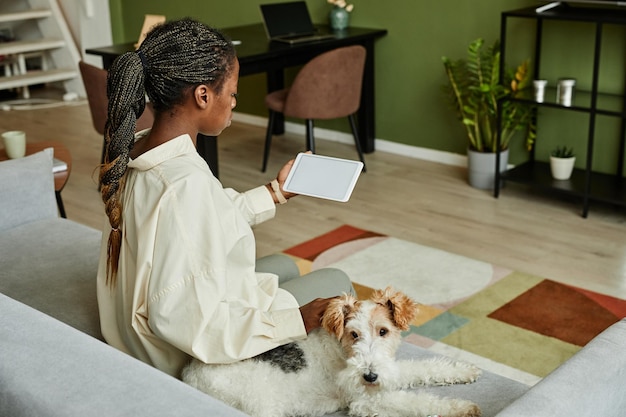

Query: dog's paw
<box><xmin>439</xmin><ymin>366</ymin><xmax>481</xmax><ymax>385</ymax></box>
<box><xmin>402</xmin><ymin>358</ymin><xmax>482</xmax><ymax>387</ymax></box>
<box><xmin>455</xmin><ymin>402</ymin><xmax>481</xmax><ymax>417</ymax></box>
<box><xmin>438</xmin><ymin>398</ymin><xmax>481</xmax><ymax>417</ymax></box>
<box><xmin>449</xmin><ymin>360</ymin><xmax>482</xmax><ymax>385</ymax></box>
<box><xmin>404</xmin><ymin>392</ymin><xmax>481</xmax><ymax>417</ymax></box>
<box><xmin>347</xmin><ymin>400</ymin><xmax>380</xmax><ymax>417</ymax></box>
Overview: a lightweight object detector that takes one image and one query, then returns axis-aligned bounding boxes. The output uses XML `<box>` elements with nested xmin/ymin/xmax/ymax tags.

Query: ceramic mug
<box><xmin>2</xmin><ymin>130</ymin><xmax>26</xmax><ymax>159</ymax></box>
<box><xmin>533</xmin><ymin>79</ymin><xmax>548</xmax><ymax>103</ymax></box>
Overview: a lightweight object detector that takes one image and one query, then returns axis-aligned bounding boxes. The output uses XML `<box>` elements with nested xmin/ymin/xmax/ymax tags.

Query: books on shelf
<box><xmin>53</xmin><ymin>157</ymin><xmax>67</xmax><ymax>173</ymax></box>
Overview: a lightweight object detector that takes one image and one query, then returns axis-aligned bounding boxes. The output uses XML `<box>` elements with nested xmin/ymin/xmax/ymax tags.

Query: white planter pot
<box><xmin>467</xmin><ymin>148</ymin><xmax>509</xmax><ymax>190</ymax></box>
<box><xmin>550</xmin><ymin>156</ymin><xmax>576</xmax><ymax>180</ymax></box>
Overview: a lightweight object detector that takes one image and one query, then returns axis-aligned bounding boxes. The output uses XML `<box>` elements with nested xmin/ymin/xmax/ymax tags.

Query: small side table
<box><xmin>0</xmin><ymin>141</ymin><xmax>72</xmax><ymax>218</ymax></box>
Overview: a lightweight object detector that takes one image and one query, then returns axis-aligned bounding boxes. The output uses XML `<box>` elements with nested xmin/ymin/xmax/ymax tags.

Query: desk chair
<box><xmin>262</xmin><ymin>45</ymin><xmax>367</xmax><ymax>172</ymax></box>
<box><xmin>78</xmin><ymin>61</ymin><xmax>154</xmax><ymax>166</ymax></box>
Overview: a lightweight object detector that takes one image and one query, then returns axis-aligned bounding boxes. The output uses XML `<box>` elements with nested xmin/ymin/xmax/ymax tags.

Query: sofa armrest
<box><xmin>0</xmin><ymin>293</ymin><xmax>249</xmax><ymax>417</ymax></box>
<box><xmin>495</xmin><ymin>318</ymin><xmax>626</xmax><ymax>417</ymax></box>
<box><xmin>0</xmin><ymin>150</ymin><xmax>57</xmax><ymax>232</ymax></box>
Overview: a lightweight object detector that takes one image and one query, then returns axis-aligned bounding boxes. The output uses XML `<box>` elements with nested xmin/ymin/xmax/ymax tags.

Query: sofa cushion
<box><xmin>0</xmin><ymin>291</ymin><xmax>528</xmax><ymax>417</ymax></box>
<box><xmin>0</xmin><ymin>293</ymin><xmax>250</xmax><ymax>417</ymax></box>
<box><xmin>0</xmin><ymin>149</ymin><xmax>57</xmax><ymax>232</ymax></box>
<box><xmin>0</xmin><ymin>217</ymin><xmax>102</xmax><ymax>339</ymax></box>
<box><xmin>397</xmin><ymin>344</ymin><xmax>529</xmax><ymax>416</ymax></box>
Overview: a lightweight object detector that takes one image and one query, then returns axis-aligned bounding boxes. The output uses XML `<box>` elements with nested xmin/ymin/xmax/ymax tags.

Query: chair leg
<box><xmin>55</xmin><ymin>191</ymin><xmax>67</xmax><ymax>218</ymax></box>
<box><xmin>305</xmin><ymin>119</ymin><xmax>315</xmax><ymax>153</ymax></box>
<box><xmin>348</xmin><ymin>114</ymin><xmax>366</xmax><ymax>172</ymax></box>
<box><xmin>262</xmin><ymin>110</ymin><xmax>276</xmax><ymax>172</ymax></box>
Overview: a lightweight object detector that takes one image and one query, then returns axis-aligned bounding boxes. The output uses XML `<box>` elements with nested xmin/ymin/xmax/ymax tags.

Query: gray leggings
<box><xmin>255</xmin><ymin>254</ymin><xmax>355</xmax><ymax>305</ymax></box>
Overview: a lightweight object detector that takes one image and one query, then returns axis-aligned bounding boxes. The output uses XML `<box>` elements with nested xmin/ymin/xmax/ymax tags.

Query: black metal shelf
<box><xmin>505</xmin><ymin>4</ymin><xmax>626</xmax><ymax>25</ymax></box>
<box><xmin>495</xmin><ymin>4</ymin><xmax>626</xmax><ymax>217</ymax></box>
<box><xmin>504</xmin><ymin>161</ymin><xmax>626</xmax><ymax>205</ymax></box>
<box><xmin>511</xmin><ymin>88</ymin><xmax>626</xmax><ymax>117</ymax></box>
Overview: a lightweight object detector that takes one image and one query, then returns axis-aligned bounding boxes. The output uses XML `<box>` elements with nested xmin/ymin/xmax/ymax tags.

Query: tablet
<box><xmin>283</xmin><ymin>153</ymin><xmax>364</xmax><ymax>202</ymax></box>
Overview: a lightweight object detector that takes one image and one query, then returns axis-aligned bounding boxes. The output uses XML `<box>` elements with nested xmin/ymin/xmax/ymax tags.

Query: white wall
<box><xmin>58</xmin><ymin>0</ymin><xmax>112</xmax><ymax>68</ymax></box>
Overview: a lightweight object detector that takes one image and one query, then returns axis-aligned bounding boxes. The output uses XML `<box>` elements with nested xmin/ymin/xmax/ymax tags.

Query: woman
<box><xmin>96</xmin><ymin>18</ymin><xmax>353</xmax><ymax>378</ymax></box>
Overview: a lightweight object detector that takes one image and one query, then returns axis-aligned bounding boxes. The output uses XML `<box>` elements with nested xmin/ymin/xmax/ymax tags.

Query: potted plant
<box><xmin>442</xmin><ymin>38</ymin><xmax>536</xmax><ymax>189</ymax></box>
<box><xmin>550</xmin><ymin>146</ymin><xmax>576</xmax><ymax>180</ymax></box>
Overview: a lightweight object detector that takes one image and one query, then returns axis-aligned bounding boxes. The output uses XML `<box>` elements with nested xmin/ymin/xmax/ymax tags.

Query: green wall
<box><xmin>108</xmin><ymin>0</ymin><xmax>625</xmax><ymax>170</ymax></box>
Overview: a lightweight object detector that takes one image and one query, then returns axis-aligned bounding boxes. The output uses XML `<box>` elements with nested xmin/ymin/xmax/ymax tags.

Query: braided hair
<box><xmin>100</xmin><ymin>18</ymin><xmax>237</xmax><ymax>286</ymax></box>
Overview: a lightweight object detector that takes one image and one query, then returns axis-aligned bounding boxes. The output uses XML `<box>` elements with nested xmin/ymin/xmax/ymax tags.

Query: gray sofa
<box><xmin>1</xmin><ymin>150</ymin><xmax>625</xmax><ymax>417</ymax></box>
<box><xmin>0</xmin><ymin>149</ymin><xmax>102</xmax><ymax>338</ymax></box>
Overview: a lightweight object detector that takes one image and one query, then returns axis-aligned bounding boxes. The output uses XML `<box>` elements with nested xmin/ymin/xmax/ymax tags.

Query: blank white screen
<box><xmin>284</xmin><ymin>154</ymin><xmax>362</xmax><ymax>201</ymax></box>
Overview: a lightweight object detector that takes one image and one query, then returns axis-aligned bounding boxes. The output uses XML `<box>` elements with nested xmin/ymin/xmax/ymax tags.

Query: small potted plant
<box><xmin>550</xmin><ymin>146</ymin><xmax>576</xmax><ymax>180</ymax></box>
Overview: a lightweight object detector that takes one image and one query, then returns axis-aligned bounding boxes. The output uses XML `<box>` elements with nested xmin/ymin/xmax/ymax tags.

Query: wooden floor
<box><xmin>3</xmin><ymin>94</ymin><xmax>626</xmax><ymax>299</ymax></box>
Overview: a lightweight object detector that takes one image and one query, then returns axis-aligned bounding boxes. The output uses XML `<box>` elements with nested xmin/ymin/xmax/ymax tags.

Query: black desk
<box><xmin>86</xmin><ymin>23</ymin><xmax>387</xmax><ymax>175</ymax></box>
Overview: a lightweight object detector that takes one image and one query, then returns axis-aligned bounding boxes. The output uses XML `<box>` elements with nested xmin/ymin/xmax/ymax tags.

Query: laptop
<box><xmin>260</xmin><ymin>1</ymin><xmax>336</xmax><ymax>44</ymax></box>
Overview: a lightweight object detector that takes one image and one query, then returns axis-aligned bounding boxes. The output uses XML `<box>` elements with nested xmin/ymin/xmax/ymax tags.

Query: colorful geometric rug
<box><xmin>283</xmin><ymin>225</ymin><xmax>626</xmax><ymax>385</ymax></box>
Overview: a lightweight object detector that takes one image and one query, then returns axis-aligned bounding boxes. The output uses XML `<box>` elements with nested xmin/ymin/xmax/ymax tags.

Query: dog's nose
<box><xmin>363</xmin><ymin>372</ymin><xmax>378</xmax><ymax>383</ymax></box>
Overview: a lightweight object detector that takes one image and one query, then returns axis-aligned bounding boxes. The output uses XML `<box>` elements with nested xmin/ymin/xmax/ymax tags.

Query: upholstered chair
<box><xmin>262</xmin><ymin>45</ymin><xmax>367</xmax><ymax>172</ymax></box>
<box><xmin>78</xmin><ymin>61</ymin><xmax>154</xmax><ymax>165</ymax></box>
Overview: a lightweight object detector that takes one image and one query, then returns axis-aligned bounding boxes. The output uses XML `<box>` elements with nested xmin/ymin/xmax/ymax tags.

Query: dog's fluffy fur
<box><xmin>182</xmin><ymin>287</ymin><xmax>481</xmax><ymax>417</ymax></box>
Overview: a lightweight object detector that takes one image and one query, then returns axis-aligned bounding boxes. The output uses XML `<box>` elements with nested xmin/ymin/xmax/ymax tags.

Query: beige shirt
<box><xmin>96</xmin><ymin>134</ymin><xmax>306</xmax><ymax>378</ymax></box>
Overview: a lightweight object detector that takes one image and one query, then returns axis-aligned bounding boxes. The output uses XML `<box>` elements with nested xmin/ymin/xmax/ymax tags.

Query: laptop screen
<box><xmin>260</xmin><ymin>2</ymin><xmax>316</xmax><ymax>38</ymax></box>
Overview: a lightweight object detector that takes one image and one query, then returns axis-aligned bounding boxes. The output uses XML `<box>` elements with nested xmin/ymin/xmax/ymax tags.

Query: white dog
<box><xmin>182</xmin><ymin>287</ymin><xmax>481</xmax><ymax>417</ymax></box>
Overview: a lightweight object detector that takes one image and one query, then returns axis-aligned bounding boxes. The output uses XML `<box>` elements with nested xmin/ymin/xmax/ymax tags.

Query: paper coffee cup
<box><xmin>2</xmin><ymin>130</ymin><xmax>26</xmax><ymax>159</ymax></box>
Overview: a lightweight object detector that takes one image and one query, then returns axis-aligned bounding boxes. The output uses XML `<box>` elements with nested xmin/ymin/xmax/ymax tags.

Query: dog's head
<box><xmin>321</xmin><ymin>287</ymin><xmax>419</xmax><ymax>340</ymax></box>
<box><xmin>321</xmin><ymin>287</ymin><xmax>419</xmax><ymax>389</ymax></box>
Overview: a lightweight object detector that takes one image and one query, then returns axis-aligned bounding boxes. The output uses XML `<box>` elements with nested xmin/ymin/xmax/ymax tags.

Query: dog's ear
<box><xmin>371</xmin><ymin>287</ymin><xmax>419</xmax><ymax>331</ymax></box>
<box><xmin>321</xmin><ymin>293</ymin><xmax>358</xmax><ymax>340</ymax></box>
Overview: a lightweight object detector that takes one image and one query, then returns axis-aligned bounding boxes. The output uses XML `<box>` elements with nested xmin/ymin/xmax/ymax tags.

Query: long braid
<box><xmin>99</xmin><ymin>18</ymin><xmax>236</xmax><ymax>286</ymax></box>
<box><xmin>99</xmin><ymin>51</ymin><xmax>144</xmax><ymax>286</ymax></box>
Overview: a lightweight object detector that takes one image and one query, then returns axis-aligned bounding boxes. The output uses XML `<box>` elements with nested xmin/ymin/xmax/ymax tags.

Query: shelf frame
<box><xmin>494</xmin><ymin>4</ymin><xmax>626</xmax><ymax>218</ymax></box>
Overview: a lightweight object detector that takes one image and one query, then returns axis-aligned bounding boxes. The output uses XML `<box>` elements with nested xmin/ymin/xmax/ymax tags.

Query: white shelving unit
<box><xmin>0</xmin><ymin>0</ymin><xmax>82</xmax><ymax>98</ymax></box>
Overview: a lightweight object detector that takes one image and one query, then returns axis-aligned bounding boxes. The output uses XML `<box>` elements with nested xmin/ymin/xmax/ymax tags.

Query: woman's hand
<box><xmin>276</xmin><ymin>158</ymin><xmax>295</xmax><ymax>197</ymax></box>
<box><xmin>299</xmin><ymin>297</ymin><xmax>336</xmax><ymax>334</ymax></box>
<box><xmin>275</xmin><ymin>151</ymin><xmax>313</xmax><ymax>200</ymax></box>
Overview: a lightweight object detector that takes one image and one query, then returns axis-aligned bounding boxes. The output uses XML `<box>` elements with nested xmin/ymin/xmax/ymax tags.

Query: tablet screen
<box><xmin>283</xmin><ymin>153</ymin><xmax>363</xmax><ymax>202</ymax></box>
